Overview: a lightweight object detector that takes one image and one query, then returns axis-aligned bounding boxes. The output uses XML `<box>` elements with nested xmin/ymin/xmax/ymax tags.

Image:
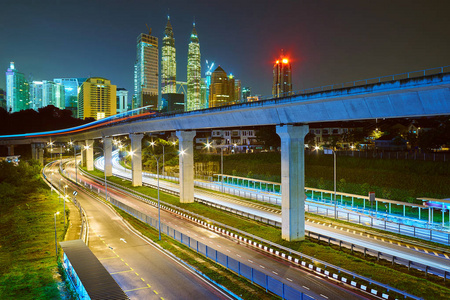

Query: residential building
<box><xmin>272</xmin><ymin>55</ymin><xmax>292</xmax><ymax>98</ymax></box>
<box><xmin>78</xmin><ymin>77</ymin><xmax>116</xmax><ymax>120</ymax></box>
<box><xmin>161</xmin><ymin>16</ymin><xmax>176</xmax><ymax>94</ymax></box>
<box><xmin>116</xmin><ymin>88</ymin><xmax>128</xmax><ymax>114</ymax></box>
<box><xmin>195</xmin><ymin>129</ymin><xmax>261</xmax><ymax>152</ymax></box>
<box><xmin>186</xmin><ymin>23</ymin><xmax>202</xmax><ymax>111</ymax></box>
<box><xmin>134</xmin><ymin>29</ymin><xmax>158</xmax><ymax>109</ymax></box>
<box><xmin>54</xmin><ymin>78</ymin><xmax>87</xmax><ymax>117</ymax></box>
<box><xmin>5</xmin><ymin>62</ymin><xmax>30</xmax><ymax>112</ymax></box>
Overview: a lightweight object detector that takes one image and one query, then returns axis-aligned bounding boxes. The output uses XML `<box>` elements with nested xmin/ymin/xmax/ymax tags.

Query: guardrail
<box><xmin>78</xmin><ymin>166</ymin><xmax>426</xmax><ymax>299</ymax></box>
<box><xmin>193</xmin><ymin>179</ymin><xmax>450</xmax><ymax>245</ymax></box>
<box><xmin>42</xmin><ymin>162</ymin><xmax>89</xmax><ymax>244</ymax></box>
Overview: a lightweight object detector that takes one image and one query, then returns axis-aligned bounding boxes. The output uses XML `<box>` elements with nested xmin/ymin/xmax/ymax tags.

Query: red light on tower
<box><xmin>276</xmin><ymin>60</ymin><xmax>280</xmax><ymax>64</ymax></box>
<box><xmin>282</xmin><ymin>58</ymin><xmax>289</xmax><ymax>64</ymax></box>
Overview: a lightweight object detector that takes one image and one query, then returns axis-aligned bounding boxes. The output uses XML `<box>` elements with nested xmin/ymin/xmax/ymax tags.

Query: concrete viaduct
<box><xmin>2</xmin><ymin>73</ymin><xmax>450</xmax><ymax>241</ymax></box>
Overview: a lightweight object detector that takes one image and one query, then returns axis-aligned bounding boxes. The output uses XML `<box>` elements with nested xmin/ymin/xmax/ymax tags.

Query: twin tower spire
<box><xmin>161</xmin><ymin>16</ymin><xmax>202</xmax><ymax>111</ymax></box>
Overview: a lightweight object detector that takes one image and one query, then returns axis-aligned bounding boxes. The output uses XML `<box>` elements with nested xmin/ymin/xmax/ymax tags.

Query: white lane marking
<box><xmin>227</xmin><ymin>249</ymin><xmax>231</xmax><ymax>252</ymax></box>
<box><xmin>248</xmin><ymin>259</ymin><xmax>254</xmax><ymax>263</ymax></box>
<box><xmin>320</xmin><ymin>294</ymin><xmax>329</xmax><ymax>299</ymax></box>
<box><xmin>236</xmin><ymin>254</ymin><xmax>241</xmax><ymax>257</ymax></box>
<box><xmin>272</xmin><ymin>271</ymin><xmax>278</xmax><ymax>275</ymax></box>
<box><xmin>120</xmin><ymin>238</ymin><xmax>127</xmax><ymax>243</ymax></box>
<box><xmin>286</xmin><ymin>278</ymin><xmax>293</xmax><ymax>282</ymax></box>
<box><xmin>217</xmin><ymin>245</ymin><xmax>222</xmax><ymax>248</ymax></box>
<box><xmin>302</xmin><ymin>286</ymin><xmax>310</xmax><ymax>290</ymax></box>
<box><xmin>259</xmin><ymin>265</ymin><xmax>265</xmax><ymax>269</ymax></box>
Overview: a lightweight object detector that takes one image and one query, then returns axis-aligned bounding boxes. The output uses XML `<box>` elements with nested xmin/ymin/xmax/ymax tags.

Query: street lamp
<box><xmin>54</xmin><ymin>211</ymin><xmax>60</xmax><ymax>258</ymax></box>
<box><xmin>319</xmin><ymin>147</ymin><xmax>337</xmax><ymax>219</ymax></box>
<box><xmin>68</xmin><ymin>141</ymin><xmax>79</xmax><ymax>184</ymax></box>
<box><xmin>48</xmin><ymin>141</ymin><xmax>54</xmax><ymax>162</ymax></box>
<box><xmin>85</xmin><ymin>145</ymin><xmax>108</xmax><ymax>202</ymax></box>
<box><xmin>63</xmin><ymin>185</ymin><xmax>68</xmax><ymax>228</ymax></box>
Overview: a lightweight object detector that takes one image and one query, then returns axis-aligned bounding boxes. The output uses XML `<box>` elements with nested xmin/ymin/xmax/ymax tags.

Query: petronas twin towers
<box><xmin>160</xmin><ymin>16</ymin><xmax>202</xmax><ymax>111</ymax></box>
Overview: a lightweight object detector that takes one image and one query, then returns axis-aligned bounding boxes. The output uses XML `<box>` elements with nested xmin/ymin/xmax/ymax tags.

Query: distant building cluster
<box><xmin>4</xmin><ymin>14</ymin><xmax>294</xmax><ymax>118</ymax></box>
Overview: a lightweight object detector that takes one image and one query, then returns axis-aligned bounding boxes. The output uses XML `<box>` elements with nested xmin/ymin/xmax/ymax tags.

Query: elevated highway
<box><xmin>1</xmin><ymin>70</ymin><xmax>450</xmax><ymax>241</ymax></box>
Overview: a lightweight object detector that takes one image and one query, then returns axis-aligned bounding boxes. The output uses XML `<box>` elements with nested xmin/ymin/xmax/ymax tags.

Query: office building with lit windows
<box><xmin>54</xmin><ymin>78</ymin><xmax>87</xmax><ymax>116</ymax></box>
<box><xmin>78</xmin><ymin>77</ymin><xmax>116</xmax><ymax>120</ymax></box>
<box><xmin>161</xmin><ymin>16</ymin><xmax>176</xmax><ymax>94</ymax></box>
<box><xmin>134</xmin><ymin>29</ymin><xmax>158</xmax><ymax>109</ymax></box>
<box><xmin>116</xmin><ymin>88</ymin><xmax>128</xmax><ymax>114</ymax></box>
<box><xmin>186</xmin><ymin>23</ymin><xmax>202</xmax><ymax>111</ymax></box>
<box><xmin>209</xmin><ymin>66</ymin><xmax>240</xmax><ymax>108</ymax></box>
<box><xmin>272</xmin><ymin>56</ymin><xmax>292</xmax><ymax>98</ymax></box>
<box><xmin>30</xmin><ymin>80</ymin><xmax>65</xmax><ymax>110</ymax></box>
<box><xmin>5</xmin><ymin>62</ymin><xmax>29</xmax><ymax>112</ymax></box>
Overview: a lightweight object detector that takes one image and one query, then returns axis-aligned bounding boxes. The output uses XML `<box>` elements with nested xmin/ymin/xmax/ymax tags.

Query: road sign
<box><xmin>324</xmin><ymin>149</ymin><xmax>333</xmax><ymax>155</ymax></box>
<box><xmin>73</xmin><ymin>191</ymin><xmax>78</xmax><ymax>196</ymax></box>
<box><xmin>369</xmin><ymin>192</ymin><xmax>375</xmax><ymax>202</ymax></box>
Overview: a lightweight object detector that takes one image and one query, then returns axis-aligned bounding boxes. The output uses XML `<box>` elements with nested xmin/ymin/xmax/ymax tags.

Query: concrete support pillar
<box><xmin>38</xmin><ymin>148</ymin><xmax>44</xmax><ymax>165</ymax></box>
<box><xmin>176</xmin><ymin>130</ymin><xmax>196</xmax><ymax>203</ymax></box>
<box><xmin>129</xmin><ymin>133</ymin><xmax>144</xmax><ymax>186</ymax></box>
<box><xmin>7</xmin><ymin>145</ymin><xmax>14</xmax><ymax>156</ymax></box>
<box><xmin>31</xmin><ymin>144</ymin><xmax>38</xmax><ymax>160</ymax></box>
<box><xmin>276</xmin><ymin>124</ymin><xmax>309</xmax><ymax>241</ymax></box>
<box><xmin>85</xmin><ymin>140</ymin><xmax>94</xmax><ymax>171</ymax></box>
<box><xmin>102</xmin><ymin>137</ymin><xmax>113</xmax><ymax>176</ymax></box>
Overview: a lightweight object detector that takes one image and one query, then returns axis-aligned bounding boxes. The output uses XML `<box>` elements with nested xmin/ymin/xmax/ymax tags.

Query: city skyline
<box><xmin>1</xmin><ymin>1</ymin><xmax>449</xmax><ymax>101</ymax></box>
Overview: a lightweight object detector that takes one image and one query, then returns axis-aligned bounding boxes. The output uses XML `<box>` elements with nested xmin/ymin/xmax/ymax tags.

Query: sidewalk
<box><xmin>64</xmin><ymin>199</ymin><xmax>82</xmax><ymax>241</ymax></box>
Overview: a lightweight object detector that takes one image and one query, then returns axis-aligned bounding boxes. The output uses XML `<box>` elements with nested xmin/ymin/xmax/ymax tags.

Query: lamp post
<box><xmin>85</xmin><ymin>145</ymin><xmax>108</xmax><ymax>202</ymax></box>
<box><xmin>54</xmin><ymin>211</ymin><xmax>60</xmax><ymax>258</ymax></box>
<box><xmin>221</xmin><ymin>148</ymin><xmax>224</xmax><ymax>192</ymax></box>
<box><xmin>63</xmin><ymin>185</ymin><xmax>68</xmax><ymax>228</ymax></box>
<box><xmin>317</xmin><ymin>146</ymin><xmax>337</xmax><ymax>219</ymax></box>
<box><xmin>69</xmin><ymin>142</ymin><xmax>78</xmax><ymax>184</ymax></box>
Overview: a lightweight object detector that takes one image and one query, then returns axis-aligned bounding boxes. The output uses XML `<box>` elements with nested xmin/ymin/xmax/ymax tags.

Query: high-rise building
<box><xmin>0</xmin><ymin>89</ymin><xmax>5</xmax><ymax>110</ymax></box>
<box><xmin>54</xmin><ymin>78</ymin><xmax>87</xmax><ymax>117</ymax></box>
<box><xmin>161</xmin><ymin>16</ymin><xmax>176</xmax><ymax>94</ymax></box>
<box><xmin>134</xmin><ymin>29</ymin><xmax>158</xmax><ymax>109</ymax></box>
<box><xmin>30</xmin><ymin>80</ymin><xmax>65</xmax><ymax>110</ymax></box>
<box><xmin>272</xmin><ymin>55</ymin><xmax>292</xmax><ymax>98</ymax></box>
<box><xmin>242</xmin><ymin>86</ymin><xmax>251</xmax><ymax>100</ymax></box>
<box><xmin>5</xmin><ymin>62</ymin><xmax>30</xmax><ymax>112</ymax></box>
<box><xmin>209</xmin><ymin>66</ymin><xmax>232</xmax><ymax>108</ymax></box>
<box><xmin>186</xmin><ymin>23</ymin><xmax>202</xmax><ymax>111</ymax></box>
<box><xmin>234</xmin><ymin>79</ymin><xmax>241</xmax><ymax>102</ymax></box>
<box><xmin>78</xmin><ymin>77</ymin><xmax>116</xmax><ymax>120</ymax></box>
<box><xmin>116</xmin><ymin>88</ymin><xmax>128</xmax><ymax>114</ymax></box>
<box><xmin>204</xmin><ymin>60</ymin><xmax>215</xmax><ymax>108</ymax></box>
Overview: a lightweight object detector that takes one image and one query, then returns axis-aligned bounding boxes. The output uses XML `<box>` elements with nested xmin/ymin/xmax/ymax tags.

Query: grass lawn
<box><xmin>0</xmin><ymin>161</ymin><xmax>69</xmax><ymax>299</ymax></box>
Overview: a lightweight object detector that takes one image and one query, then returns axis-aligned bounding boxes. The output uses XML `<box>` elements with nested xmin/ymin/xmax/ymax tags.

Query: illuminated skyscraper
<box><xmin>234</xmin><ymin>79</ymin><xmax>241</xmax><ymax>102</ymax></box>
<box><xmin>30</xmin><ymin>80</ymin><xmax>65</xmax><ymax>110</ymax></box>
<box><xmin>78</xmin><ymin>77</ymin><xmax>116</xmax><ymax>120</ymax></box>
<box><xmin>204</xmin><ymin>60</ymin><xmax>214</xmax><ymax>108</ymax></box>
<box><xmin>5</xmin><ymin>62</ymin><xmax>30</xmax><ymax>112</ymax></box>
<box><xmin>134</xmin><ymin>28</ymin><xmax>158</xmax><ymax>109</ymax></box>
<box><xmin>116</xmin><ymin>88</ymin><xmax>128</xmax><ymax>114</ymax></box>
<box><xmin>161</xmin><ymin>16</ymin><xmax>176</xmax><ymax>94</ymax></box>
<box><xmin>209</xmin><ymin>66</ymin><xmax>231</xmax><ymax>108</ymax></box>
<box><xmin>242</xmin><ymin>86</ymin><xmax>251</xmax><ymax>100</ymax></box>
<box><xmin>186</xmin><ymin>23</ymin><xmax>202</xmax><ymax>111</ymax></box>
<box><xmin>272</xmin><ymin>55</ymin><xmax>292</xmax><ymax>98</ymax></box>
<box><xmin>54</xmin><ymin>78</ymin><xmax>87</xmax><ymax>117</ymax></box>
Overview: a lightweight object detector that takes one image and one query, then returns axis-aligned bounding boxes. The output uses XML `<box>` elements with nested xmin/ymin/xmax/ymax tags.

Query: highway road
<box><xmin>65</xmin><ymin>159</ymin><xmax>369</xmax><ymax>300</ymax></box>
<box><xmin>45</xmin><ymin>162</ymin><xmax>234</xmax><ymax>300</ymax></box>
<box><xmin>97</xmin><ymin>154</ymin><xmax>450</xmax><ymax>278</ymax></box>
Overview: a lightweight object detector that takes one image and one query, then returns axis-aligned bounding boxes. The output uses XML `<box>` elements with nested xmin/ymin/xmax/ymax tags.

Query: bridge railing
<box><xmin>241</xmin><ymin>65</ymin><xmax>450</xmax><ymax>103</ymax></box>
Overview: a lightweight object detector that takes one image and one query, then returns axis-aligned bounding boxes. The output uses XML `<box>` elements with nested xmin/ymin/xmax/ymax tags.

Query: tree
<box><xmin>256</xmin><ymin>126</ymin><xmax>280</xmax><ymax>149</ymax></box>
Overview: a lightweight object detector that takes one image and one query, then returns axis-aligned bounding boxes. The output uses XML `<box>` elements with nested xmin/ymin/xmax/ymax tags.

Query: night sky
<box><xmin>1</xmin><ymin>0</ymin><xmax>449</xmax><ymax>98</ymax></box>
